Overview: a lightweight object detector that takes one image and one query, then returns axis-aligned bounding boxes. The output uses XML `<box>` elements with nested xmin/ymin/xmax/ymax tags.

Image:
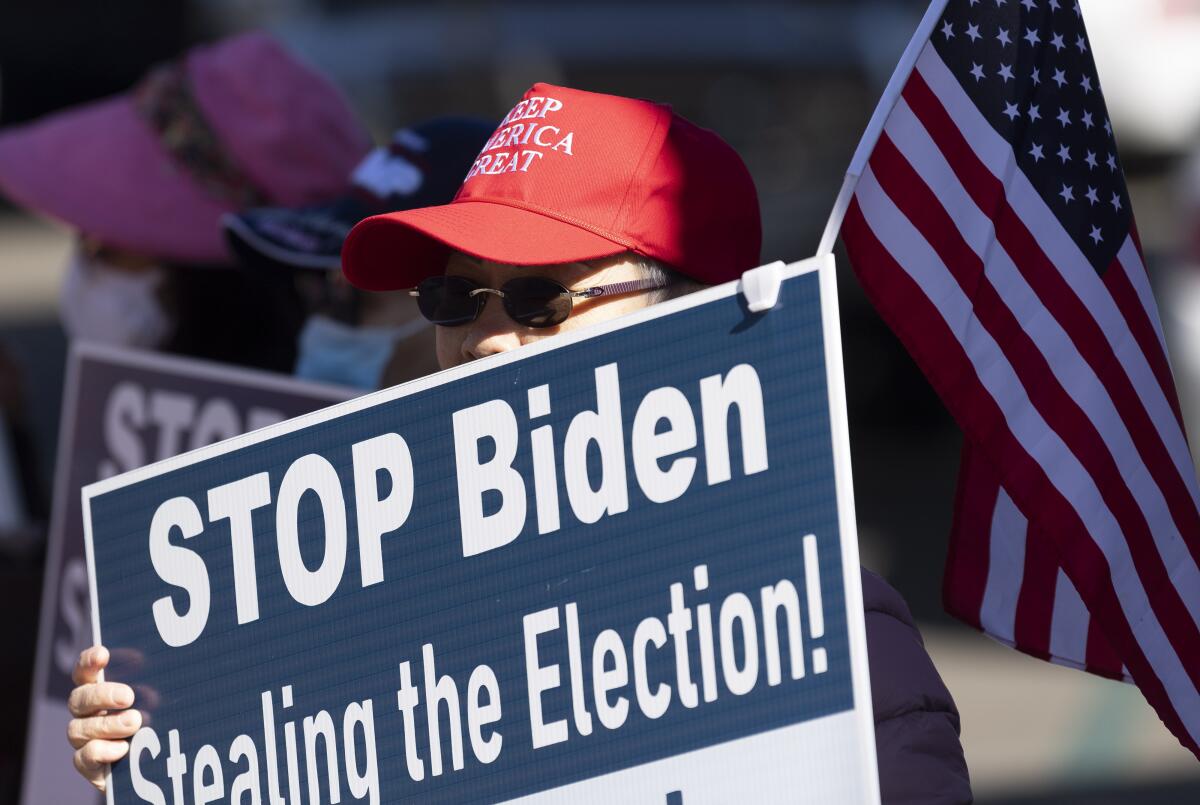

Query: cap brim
<box><xmin>342</xmin><ymin>200</ymin><xmax>628</xmax><ymax>291</ymax></box>
<box><xmin>0</xmin><ymin>96</ymin><xmax>235</xmax><ymax>264</ymax></box>
<box><xmin>223</xmin><ymin>205</ymin><xmax>349</xmax><ymax>272</ymax></box>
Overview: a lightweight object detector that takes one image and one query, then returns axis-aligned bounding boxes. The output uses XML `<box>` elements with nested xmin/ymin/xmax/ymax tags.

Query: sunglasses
<box><xmin>406</xmin><ymin>275</ymin><xmax>669</xmax><ymax>328</ymax></box>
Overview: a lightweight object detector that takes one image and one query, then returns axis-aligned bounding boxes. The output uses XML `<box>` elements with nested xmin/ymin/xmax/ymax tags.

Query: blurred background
<box><xmin>1</xmin><ymin>0</ymin><xmax>1198</xmax><ymax>802</ymax></box>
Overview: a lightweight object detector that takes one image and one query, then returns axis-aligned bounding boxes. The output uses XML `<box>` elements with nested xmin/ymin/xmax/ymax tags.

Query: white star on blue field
<box><xmin>932</xmin><ymin>0</ymin><xmax>1131</xmax><ymax>273</ymax></box>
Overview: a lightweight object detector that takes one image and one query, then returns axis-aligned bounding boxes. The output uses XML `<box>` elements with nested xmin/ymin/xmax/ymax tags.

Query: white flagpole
<box><xmin>817</xmin><ymin>0</ymin><xmax>952</xmax><ymax>256</ymax></box>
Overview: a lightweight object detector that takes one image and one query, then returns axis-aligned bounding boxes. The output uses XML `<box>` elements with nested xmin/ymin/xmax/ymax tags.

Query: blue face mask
<box><xmin>294</xmin><ymin>314</ymin><xmax>427</xmax><ymax>391</ymax></box>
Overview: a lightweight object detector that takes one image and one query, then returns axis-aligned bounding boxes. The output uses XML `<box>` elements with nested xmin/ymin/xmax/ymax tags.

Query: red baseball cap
<box><xmin>341</xmin><ymin>83</ymin><xmax>761</xmax><ymax>290</ymax></box>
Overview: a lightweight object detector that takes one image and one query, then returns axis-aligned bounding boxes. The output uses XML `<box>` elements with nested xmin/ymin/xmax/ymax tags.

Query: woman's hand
<box><xmin>67</xmin><ymin>646</ymin><xmax>141</xmax><ymax>791</ymax></box>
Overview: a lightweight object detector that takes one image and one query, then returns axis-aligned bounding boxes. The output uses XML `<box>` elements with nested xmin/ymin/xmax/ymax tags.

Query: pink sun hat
<box><xmin>0</xmin><ymin>32</ymin><xmax>372</xmax><ymax>264</ymax></box>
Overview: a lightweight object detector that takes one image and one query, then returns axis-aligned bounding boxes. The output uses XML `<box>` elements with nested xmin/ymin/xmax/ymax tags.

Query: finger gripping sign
<box><xmin>84</xmin><ymin>255</ymin><xmax>880</xmax><ymax>804</ymax></box>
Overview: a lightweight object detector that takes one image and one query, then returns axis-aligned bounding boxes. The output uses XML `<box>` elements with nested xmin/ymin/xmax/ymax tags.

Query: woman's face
<box><xmin>434</xmin><ymin>252</ymin><xmax>655</xmax><ymax>369</ymax></box>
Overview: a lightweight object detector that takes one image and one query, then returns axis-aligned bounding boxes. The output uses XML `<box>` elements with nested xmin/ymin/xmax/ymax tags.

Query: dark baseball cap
<box><xmin>224</xmin><ymin>116</ymin><xmax>495</xmax><ymax>271</ymax></box>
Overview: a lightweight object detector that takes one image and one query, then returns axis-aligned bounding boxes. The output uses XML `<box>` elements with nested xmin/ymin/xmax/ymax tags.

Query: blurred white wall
<box><xmin>0</xmin><ymin>214</ymin><xmax>70</xmax><ymax>321</ymax></box>
<box><xmin>1083</xmin><ymin>0</ymin><xmax>1200</xmax><ymax>154</ymax></box>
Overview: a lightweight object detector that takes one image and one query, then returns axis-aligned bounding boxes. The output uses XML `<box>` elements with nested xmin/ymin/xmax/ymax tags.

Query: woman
<box><xmin>70</xmin><ymin>82</ymin><xmax>972</xmax><ymax>804</ymax></box>
<box><xmin>0</xmin><ymin>32</ymin><xmax>372</xmax><ymax>371</ymax></box>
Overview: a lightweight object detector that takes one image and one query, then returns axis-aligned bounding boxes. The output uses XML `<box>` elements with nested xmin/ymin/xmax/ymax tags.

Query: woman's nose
<box><xmin>460</xmin><ymin>295</ymin><xmax>523</xmax><ymax>361</ymax></box>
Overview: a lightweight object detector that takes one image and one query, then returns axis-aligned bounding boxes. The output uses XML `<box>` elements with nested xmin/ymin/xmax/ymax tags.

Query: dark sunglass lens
<box><xmin>416</xmin><ymin>275</ymin><xmax>481</xmax><ymax>326</ymax></box>
<box><xmin>502</xmin><ymin>276</ymin><xmax>572</xmax><ymax>328</ymax></box>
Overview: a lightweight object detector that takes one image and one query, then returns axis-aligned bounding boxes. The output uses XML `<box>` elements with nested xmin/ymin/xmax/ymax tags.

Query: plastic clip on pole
<box><xmin>739</xmin><ymin>260</ymin><xmax>786</xmax><ymax>313</ymax></box>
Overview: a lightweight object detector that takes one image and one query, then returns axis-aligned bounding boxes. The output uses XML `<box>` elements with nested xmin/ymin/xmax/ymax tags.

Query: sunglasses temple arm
<box><xmin>577</xmin><ymin>277</ymin><xmax>670</xmax><ymax>298</ymax></box>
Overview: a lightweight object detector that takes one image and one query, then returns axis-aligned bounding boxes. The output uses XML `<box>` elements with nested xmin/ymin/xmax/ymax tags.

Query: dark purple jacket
<box><xmin>862</xmin><ymin>568</ymin><xmax>973</xmax><ymax>804</ymax></box>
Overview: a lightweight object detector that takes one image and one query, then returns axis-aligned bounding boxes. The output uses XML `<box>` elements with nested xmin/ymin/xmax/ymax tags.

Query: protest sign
<box><xmin>21</xmin><ymin>343</ymin><xmax>353</xmax><ymax>805</ymax></box>
<box><xmin>85</xmin><ymin>255</ymin><xmax>880</xmax><ymax>803</ymax></box>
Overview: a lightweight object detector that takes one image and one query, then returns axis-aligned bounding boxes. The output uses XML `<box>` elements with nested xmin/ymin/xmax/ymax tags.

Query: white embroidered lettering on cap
<box><xmin>465</xmin><ymin>96</ymin><xmax>574</xmax><ymax>181</ymax></box>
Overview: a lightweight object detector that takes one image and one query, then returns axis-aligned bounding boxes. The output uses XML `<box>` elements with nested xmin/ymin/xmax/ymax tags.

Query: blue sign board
<box><xmin>85</xmin><ymin>256</ymin><xmax>879</xmax><ymax>803</ymax></box>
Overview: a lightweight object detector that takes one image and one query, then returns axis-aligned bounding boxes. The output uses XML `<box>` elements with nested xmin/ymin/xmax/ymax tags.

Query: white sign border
<box><xmin>84</xmin><ymin>255</ymin><xmax>881</xmax><ymax>804</ymax></box>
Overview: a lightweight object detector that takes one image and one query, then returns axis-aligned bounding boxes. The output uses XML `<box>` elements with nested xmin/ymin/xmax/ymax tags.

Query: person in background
<box><xmin>69</xmin><ymin>83</ymin><xmax>972</xmax><ymax>804</ymax></box>
<box><xmin>0</xmin><ymin>31</ymin><xmax>368</xmax><ymax>800</ymax></box>
<box><xmin>224</xmin><ymin>117</ymin><xmax>495</xmax><ymax>390</ymax></box>
<box><xmin>0</xmin><ymin>32</ymin><xmax>371</xmax><ymax>372</ymax></box>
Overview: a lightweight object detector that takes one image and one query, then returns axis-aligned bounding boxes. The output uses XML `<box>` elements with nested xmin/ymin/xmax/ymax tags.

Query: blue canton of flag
<box><xmin>933</xmin><ymin>0</ymin><xmax>1130</xmax><ymax>273</ymax></box>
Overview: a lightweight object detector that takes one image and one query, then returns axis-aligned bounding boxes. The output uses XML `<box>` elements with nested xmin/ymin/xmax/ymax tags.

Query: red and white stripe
<box><xmin>841</xmin><ymin>41</ymin><xmax>1200</xmax><ymax>755</ymax></box>
<box><xmin>945</xmin><ymin>444</ymin><xmax>1128</xmax><ymax>681</ymax></box>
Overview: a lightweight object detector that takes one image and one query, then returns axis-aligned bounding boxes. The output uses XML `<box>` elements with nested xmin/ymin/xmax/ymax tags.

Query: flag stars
<box><xmin>926</xmin><ymin>4</ymin><xmax>1130</xmax><ymax>253</ymax></box>
<box><xmin>1072</xmin><ymin>1</ymin><xmax>1081</xmax><ymax>14</ymax></box>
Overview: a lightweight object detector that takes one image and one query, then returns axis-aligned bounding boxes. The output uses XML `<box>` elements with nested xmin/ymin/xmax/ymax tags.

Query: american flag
<box><xmin>835</xmin><ymin>0</ymin><xmax>1200</xmax><ymax>756</ymax></box>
